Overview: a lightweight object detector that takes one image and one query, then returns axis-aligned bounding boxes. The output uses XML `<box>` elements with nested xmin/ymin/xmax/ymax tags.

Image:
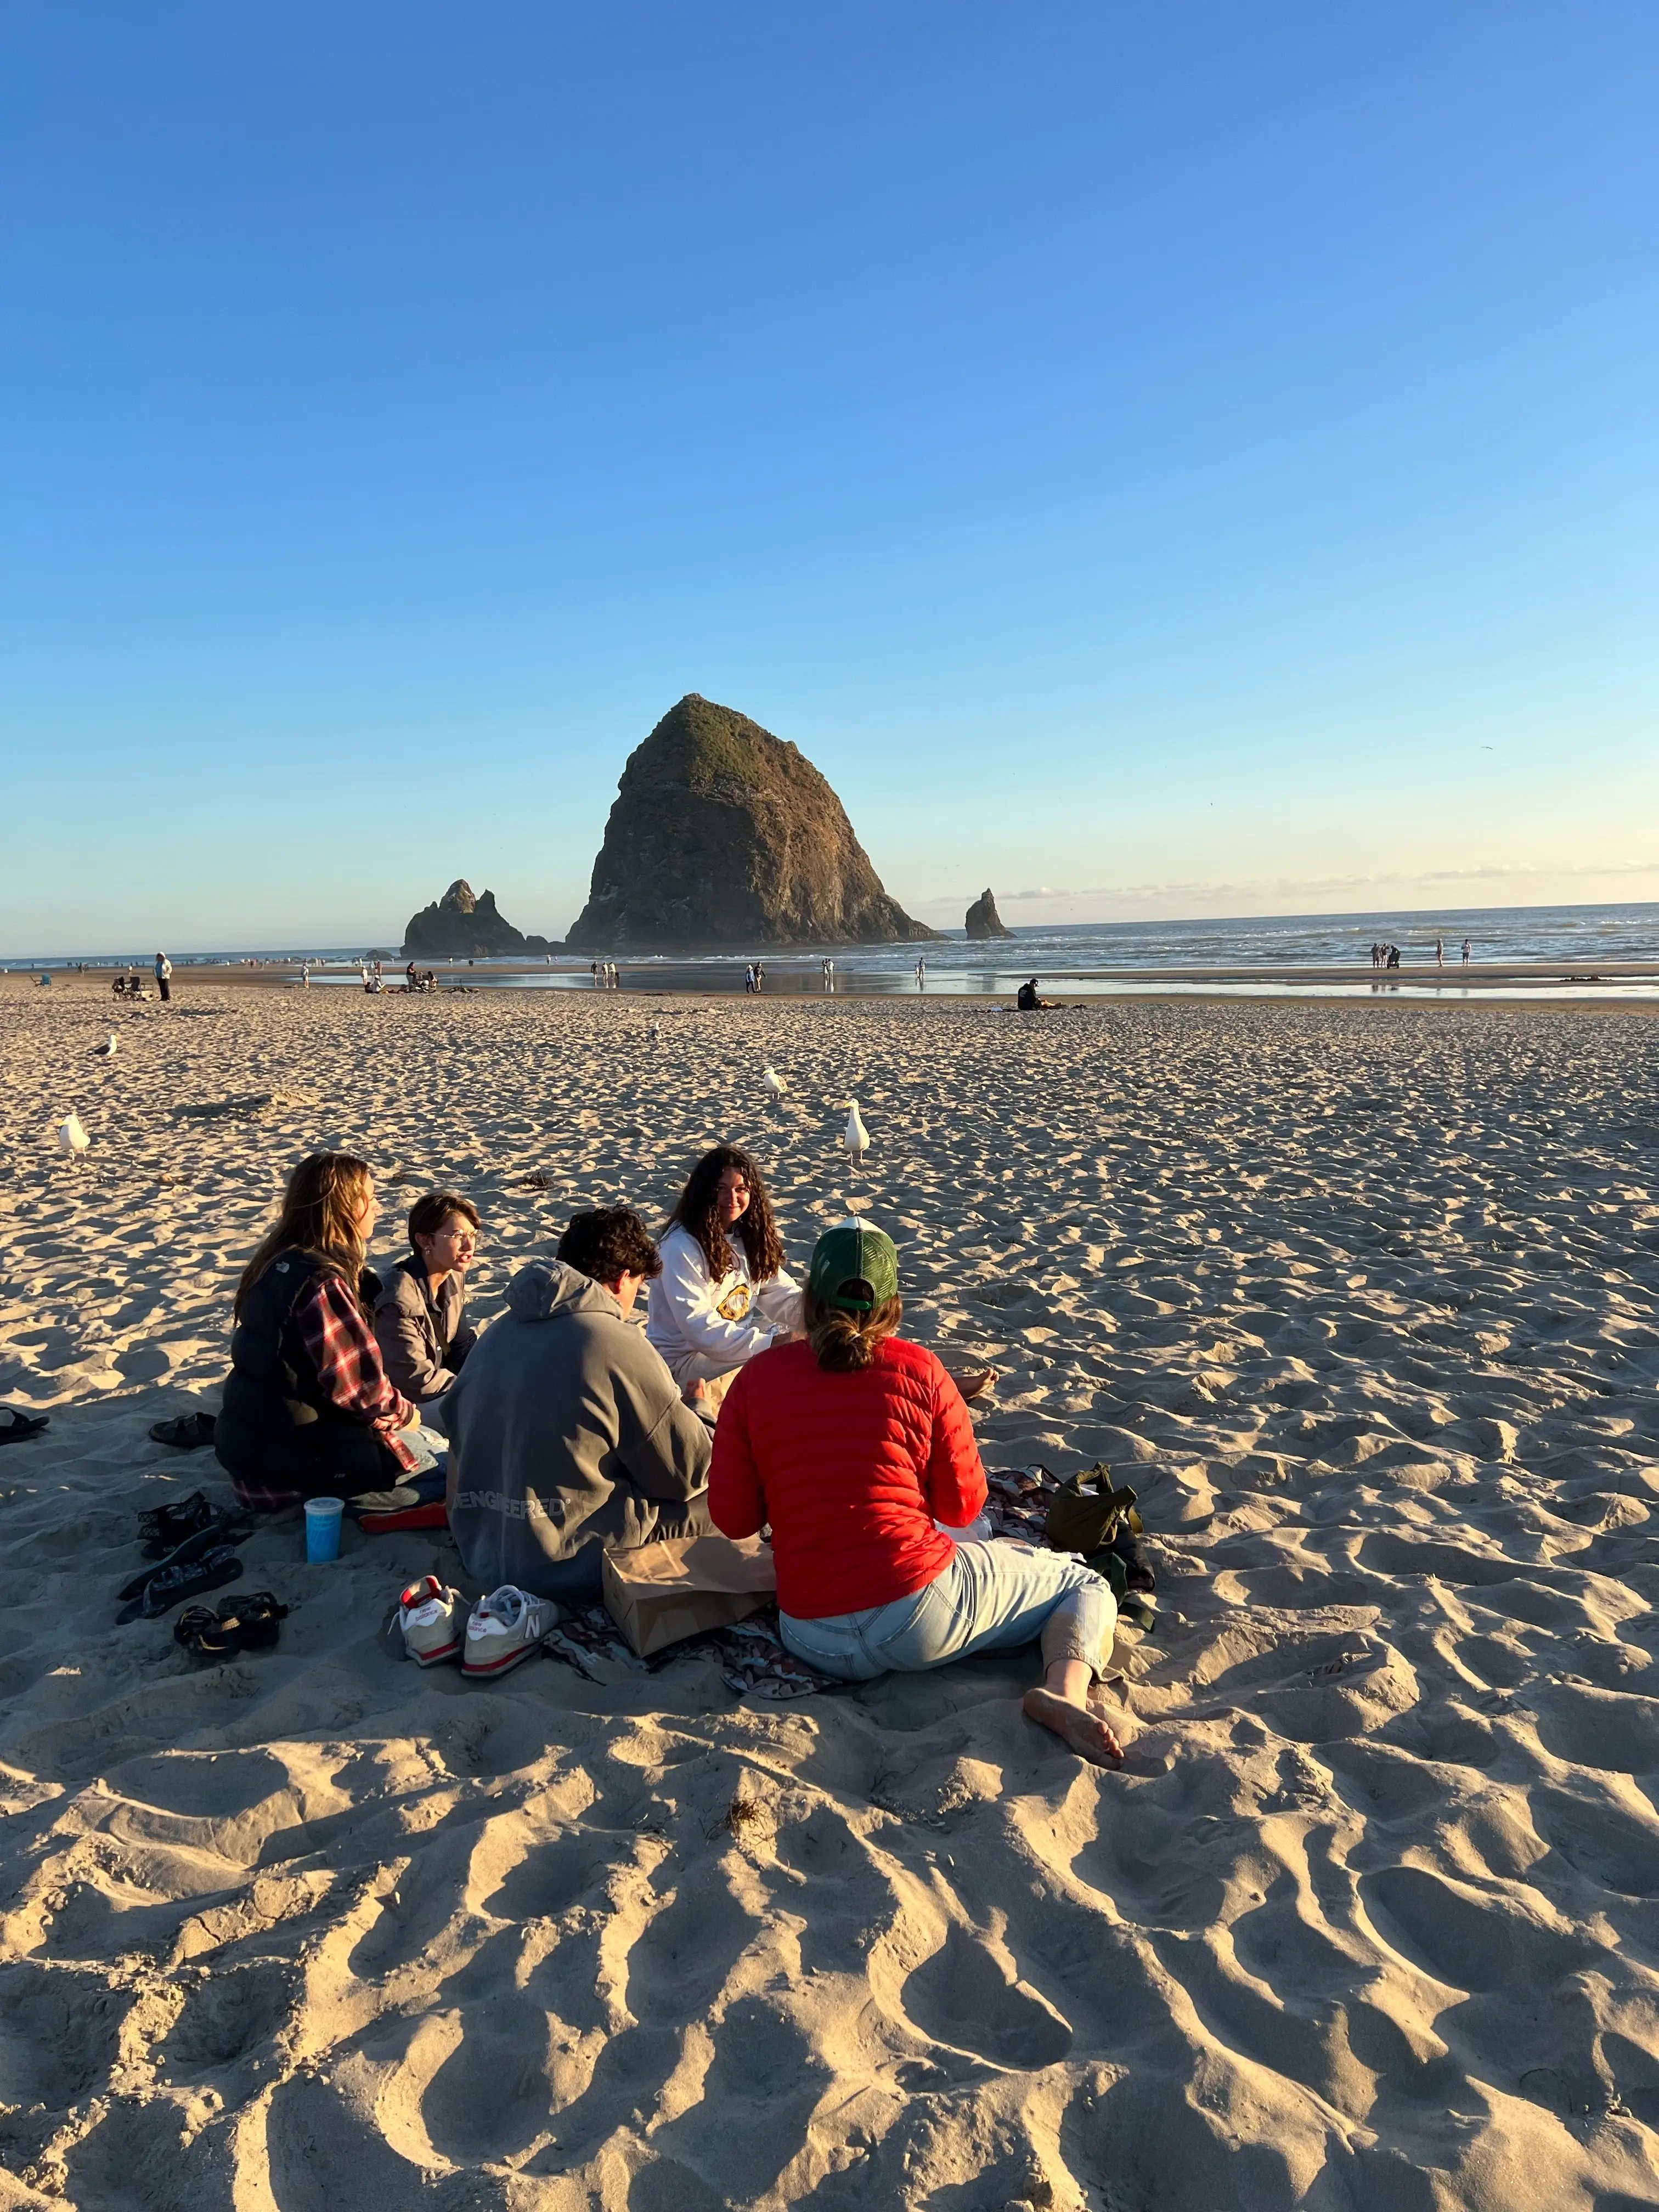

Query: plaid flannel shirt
<box><xmin>295</xmin><ymin>1273</ymin><xmax>420</xmax><ymax>1473</ymax></box>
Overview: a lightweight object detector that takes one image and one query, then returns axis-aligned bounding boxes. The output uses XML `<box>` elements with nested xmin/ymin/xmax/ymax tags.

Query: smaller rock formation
<box><xmin>964</xmin><ymin>888</ymin><xmax>1013</xmax><ymax>940</ymax></box>
<box><xmin>402</xmin><ymin>881</ymin><xmax>552</xmax><ymax>958</ymax></box>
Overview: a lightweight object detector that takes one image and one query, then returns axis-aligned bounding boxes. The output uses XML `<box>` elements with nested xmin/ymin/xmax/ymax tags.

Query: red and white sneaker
<box><xmin>398</xmin><ymin>1576</ymin><xmax>465</xmax><ymax>1668</ymax></box>
<box><xmin>462</xmin><ymin>1585</ymin><xmax>558</xmax><ymax>1680</ymax></box>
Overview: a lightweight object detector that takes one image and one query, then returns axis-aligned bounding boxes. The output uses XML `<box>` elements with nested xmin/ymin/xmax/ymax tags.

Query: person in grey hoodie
<box><xmin>443</xmin><ymin>1206</ymin><xmax>714</xmax><ymax>1603</ymax></box>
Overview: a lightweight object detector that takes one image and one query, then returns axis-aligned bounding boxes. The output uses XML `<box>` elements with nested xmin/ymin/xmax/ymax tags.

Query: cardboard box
<box><xmin>602</xmin><ymin>1533</ymin><xmax>777</xmax><ymax>1658</ymax></box>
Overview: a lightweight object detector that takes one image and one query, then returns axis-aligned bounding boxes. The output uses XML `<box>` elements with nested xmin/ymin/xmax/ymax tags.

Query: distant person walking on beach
<box><xmin>154</xmin><ymin>952</ymin><xmax>172</xmax><ymax>1002</ymax></box>
<box><xmin>1462</xmin><ymin>938</ymin><xmax>1472</xmax><ymax>964</ymax></box>
<box><xmin>1435</xmin><ymin>936</ymin><xmax>1444</xmax><ymax>968</ymax></box>
<box><xmin>754</xmin><ymin>963</ymin><xmax>766</xmax><ymax>994</ymax></box>
<box><xmin>743</xmin><ymin>964</ymin><xmax>756</xmax><ymax>995</ymax></box>
<box><xmin>915</xmin><ymin>958</ymin><xmax>926</xmax><ymax>990</ymax></box>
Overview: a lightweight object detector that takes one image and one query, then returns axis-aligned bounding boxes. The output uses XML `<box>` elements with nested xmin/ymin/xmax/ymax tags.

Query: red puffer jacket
<box><xmin>709</xmin><ymin>1336</ymin><xmax>986</xmax><ymax>1619</ymax></box>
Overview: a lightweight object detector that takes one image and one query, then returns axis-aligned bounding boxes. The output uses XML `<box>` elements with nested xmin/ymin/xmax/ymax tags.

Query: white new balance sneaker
<box><xmin>398</xmin><ymin>1576</ymin><xmax>465</xmax><ymax>1668</ymax></box>
<box><xmin>462</xmin><ymin>1585</ymin><xmax>559</xmax><ymax>1680</ymax></box>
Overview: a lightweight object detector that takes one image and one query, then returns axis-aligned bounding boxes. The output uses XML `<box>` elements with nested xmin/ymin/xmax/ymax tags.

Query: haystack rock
<box><xmin>402</xmin><ymin>881</ymin><xmax>552</xmax><ymax>958</ymax></box>
<box><xmin>567</xmin><ymin>695</ymin><xmax>940</xmax><ymax>950</ymax></box>
<box><xmin>964</xmin><ymin>887</ymin><xmax>1013</xmax><ymax>940</ymax></box>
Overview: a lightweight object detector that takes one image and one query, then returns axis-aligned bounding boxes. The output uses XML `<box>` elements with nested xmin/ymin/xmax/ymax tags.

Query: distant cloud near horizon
<box><xmin>913</xmin><ymin>857</ymin><xmax>1659</xmax><ymax>924</ymax></box>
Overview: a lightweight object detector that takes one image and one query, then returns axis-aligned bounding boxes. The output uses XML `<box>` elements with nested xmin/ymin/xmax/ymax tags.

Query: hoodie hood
<box><xmin>505</xmin><ymin>1261</ymin><xmax>624</xmax><ymax>1324</ymax></box>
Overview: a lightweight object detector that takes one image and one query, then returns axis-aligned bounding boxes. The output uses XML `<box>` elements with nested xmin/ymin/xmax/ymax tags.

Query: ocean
<box><xmin>16</xmin><ymin>901</ymin><xmax>1659</xmax><ymax>1000</ymax></box>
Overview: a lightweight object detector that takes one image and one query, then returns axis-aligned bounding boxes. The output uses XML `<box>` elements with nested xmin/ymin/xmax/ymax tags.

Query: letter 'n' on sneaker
<box><xmin>398</xmin><ymin>1576</ymin><xmax>465</xmax><ymax>1668</ymax></box>
<box><xmin>462</xmin><ymin>1585</ymin><xmax>559</xmax><ymax>1679</ymax></box>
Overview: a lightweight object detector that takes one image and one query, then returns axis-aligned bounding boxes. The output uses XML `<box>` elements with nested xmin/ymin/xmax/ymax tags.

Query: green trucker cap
<box><xmin>808</xmin><ymin>1220</ymin><xmax>900</xmax><ymax>1313</ymax></box>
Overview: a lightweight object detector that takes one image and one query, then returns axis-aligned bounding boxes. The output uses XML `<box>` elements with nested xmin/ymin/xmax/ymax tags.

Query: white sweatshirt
<box><xmin>645</xmin><ymin>1223</ymin><xmax>802</xmax><ymax>1387</ymax></box>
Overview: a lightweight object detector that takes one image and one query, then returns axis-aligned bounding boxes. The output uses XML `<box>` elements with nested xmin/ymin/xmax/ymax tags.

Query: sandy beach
<box><xmin>3</xmin><ymin>973</ymin><xmax>1659</xmax><ymax>2210</ymax></box>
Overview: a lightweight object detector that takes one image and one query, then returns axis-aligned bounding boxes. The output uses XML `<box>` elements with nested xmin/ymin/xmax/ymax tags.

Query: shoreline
<box><xmin>13</xmin><ymin>958</ymin><xmax>1659</xmax><ymax>1009</ymax></box>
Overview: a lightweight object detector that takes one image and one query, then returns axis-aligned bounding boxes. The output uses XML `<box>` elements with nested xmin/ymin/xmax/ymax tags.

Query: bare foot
<box><xmin>953</xmin><ymin>1367</ymin><xmax>997</xmax><ymax>1404</ymax></box>
<box><xmin>1023</xmin><ymin>1686</ymin><xmax>1123</xmax><ymax>1765</ymax></box>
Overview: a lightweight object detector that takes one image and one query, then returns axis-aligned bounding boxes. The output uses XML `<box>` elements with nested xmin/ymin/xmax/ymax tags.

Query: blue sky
<box><xmin>2</xmin><ymin>2</ymin><xmax>1655</xmax><ymax>952</ymax></box>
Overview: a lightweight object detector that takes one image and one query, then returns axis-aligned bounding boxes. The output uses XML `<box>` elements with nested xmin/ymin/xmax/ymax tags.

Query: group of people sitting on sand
<box><xmin>214</xmin><ymin>1146</ymin><xmax>1122</xmax><ymax>1763</ymax></box>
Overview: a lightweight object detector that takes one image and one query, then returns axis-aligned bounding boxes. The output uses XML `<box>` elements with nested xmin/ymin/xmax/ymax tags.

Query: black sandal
<box><xmin>0</xmin><ymin>1407</ymin><xmax>48</xmax><ymax>1446</ymax></box>
<box><xmin>217</xmin><ymin>1592</ymin><xmax>288</xmax><ymax>1650</ymax></box>
<box><xmin>174</xmin><ymin>1605</ymin><xmax>240</xmax><ymax>1660</ymax></box>
<box><xmin>148</xmin><ymin>1412</ymin><xmax>217</xmax><ymax>1451</ymax></box>
<box><xmin>122</xmin><ymin>1512</ymin><xmax>250</xmax><ymax>1596</ymax></box>
<box><xmin>175</xmin><ymin>1592</ymin><xmax>288</xmax><ymax>1660</ymax></box>
<box><xmin>118</xmin><ymin>1544</ymin><xmax>242</xmax><ymax>1624</ymax></box>
<box><xmin>137</xmin><ymin>1489</ymin><xmax>217</xmax><ymax>1555</ymax></box>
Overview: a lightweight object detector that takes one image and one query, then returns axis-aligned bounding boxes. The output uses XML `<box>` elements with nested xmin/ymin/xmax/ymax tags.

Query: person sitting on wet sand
<box><xmin>443</xmin><ymin>1206</ymin><xmax>714</xmax><ymax>1602</ymax></box>
<box><xmin>373</xmin><ymin>1190</ymin><xmax>481</xmax><ymax>1429</ymax></box>
<box><xmin>710</xmin><ymin>1221</ymin><xmax>1122</xmax><ymax>1765</ymax></box>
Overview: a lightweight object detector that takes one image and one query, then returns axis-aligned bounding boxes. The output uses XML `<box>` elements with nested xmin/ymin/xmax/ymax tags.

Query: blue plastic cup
<box><xmin>304</xmin><ymin>1497</ymin><xmax>344</xmax><ymax>1562</ymax></box>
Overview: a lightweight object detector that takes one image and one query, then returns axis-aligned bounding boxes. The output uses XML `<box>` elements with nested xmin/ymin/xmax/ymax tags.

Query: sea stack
<box><xmin>964</xmin><ymin>888</ymin><xmax>1013</xmax><ymax>940</ymax></box>
<box><xmin>402</xmin><ymin>881</ymin><xmax>551</xmax><ymax>958</ymax></box>
<box><xmin>567</xmin><ymin>695</ymin><xmax>940</xmax><ymax>950</ymax></box>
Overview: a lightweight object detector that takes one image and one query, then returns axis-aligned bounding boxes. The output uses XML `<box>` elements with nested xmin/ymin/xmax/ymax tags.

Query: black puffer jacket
<box><xmin>216</xmin><ymin>1251</ymin><xmax>394</xmax><ymax>1498</ymax></box>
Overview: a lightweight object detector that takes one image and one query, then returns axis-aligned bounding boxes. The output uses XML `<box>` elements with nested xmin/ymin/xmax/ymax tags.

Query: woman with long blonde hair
<box><xmin>216</xmin><ymin>1152</ymin><xmax>424</xmax><ymax>1513</ymax></box>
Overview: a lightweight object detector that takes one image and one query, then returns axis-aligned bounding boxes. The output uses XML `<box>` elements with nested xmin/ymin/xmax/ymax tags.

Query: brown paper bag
<box><xmin>602</xmin><ymin>1533</ymin><xmax>777</xmax><ymax>1658</ymax></box>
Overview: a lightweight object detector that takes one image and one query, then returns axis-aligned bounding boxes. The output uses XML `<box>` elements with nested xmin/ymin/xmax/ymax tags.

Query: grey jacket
<box><xmin>443</xmin><ymin>1261</ymin><xmax>713</xmax><ymax>1602</ymax></box>
<box><xmin>372</xmin><ymin>1259</ymin><xmax>473</xmax><ymax>1402</ymax></box>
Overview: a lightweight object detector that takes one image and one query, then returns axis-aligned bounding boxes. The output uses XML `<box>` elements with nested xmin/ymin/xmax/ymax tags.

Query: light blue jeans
<box><xmin>779</xmin><ymin>1541</ymin><xmax>1115</xmax><ymax>1683</ymax></box>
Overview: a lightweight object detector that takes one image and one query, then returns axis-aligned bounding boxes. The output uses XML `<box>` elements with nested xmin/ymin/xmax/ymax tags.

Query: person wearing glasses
<box><xmin>373</xmin><ymin>1190</ymin><xmax>482</xmax><ymax>1426</ymax></box>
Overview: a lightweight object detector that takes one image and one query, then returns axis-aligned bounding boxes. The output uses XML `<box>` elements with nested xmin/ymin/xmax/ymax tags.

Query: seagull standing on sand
<box><xmin>763</xmin><ymin>1065</ymin><xmax>787</xmax><ymax>1102</ymax></box>
<box><xmin>842</xmin><ymin>1099</ymin><xmax>870</xmax><ymax>1166</ymax></box>
<box><xmin>59</xmin><ymin>1112</ymin><xmax>90</xmax><ymax>1156</ymax></box>
<box><xmin>94</xmin><ymin>1032</ymin><xmax>118</xmax><ymax>1058</ymax></box>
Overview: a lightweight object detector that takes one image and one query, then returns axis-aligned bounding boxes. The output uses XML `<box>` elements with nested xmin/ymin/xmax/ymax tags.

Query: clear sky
<box><xmin>3</xmin><ymin>2</ymin><xmax>1655</xmax><ymax>953</ymax></box>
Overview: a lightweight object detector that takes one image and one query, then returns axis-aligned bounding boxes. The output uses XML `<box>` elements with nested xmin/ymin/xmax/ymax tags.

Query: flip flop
<box><xmin>148</xmin><ymin>1412</ymin><xmax>217</xmax><ymax>1451</ymax></box>
<box><xmin>118</xmin><ymin>1545</ymin><xmax>242</xmax><ymax>1624</ymax></box>
<box><xmin>0</xmin><ymin>1407</ymin><xmax>48</xmax><ymax>1445</ymax></box>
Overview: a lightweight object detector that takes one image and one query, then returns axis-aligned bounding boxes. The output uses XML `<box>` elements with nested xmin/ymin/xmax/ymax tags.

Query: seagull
<box><xmin>763</xmin><ymin>1065</ymin><xmax>787</xmax><ymax>1099</ymax></box>
<box><xmin>59</xmin><ymin>1111</ymin><xmax>90</xmax><ymax>1156</ymax></box>
<box><xmin>93</xmin><ymin>1032</ymin><xmax>118</xmax><ymax>1058</ymax></box>
<box><xmin>842</xmin><ymin>1099</ymin><xmax>869</xmax><ymax>1165</ymax></box>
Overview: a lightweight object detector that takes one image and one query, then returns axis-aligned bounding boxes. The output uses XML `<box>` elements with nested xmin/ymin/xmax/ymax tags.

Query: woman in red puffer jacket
<box><xmin>709</xmin><ymin>1221</ymin><xmax>1122</xmax><ymax>1765</ymax></box>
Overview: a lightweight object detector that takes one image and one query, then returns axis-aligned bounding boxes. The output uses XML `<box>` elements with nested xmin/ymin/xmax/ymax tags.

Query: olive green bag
<box><xmin>1044</xmin><ymin>1465</ymin><xmax>1156</xmax><ymax>1633</ymax></box>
